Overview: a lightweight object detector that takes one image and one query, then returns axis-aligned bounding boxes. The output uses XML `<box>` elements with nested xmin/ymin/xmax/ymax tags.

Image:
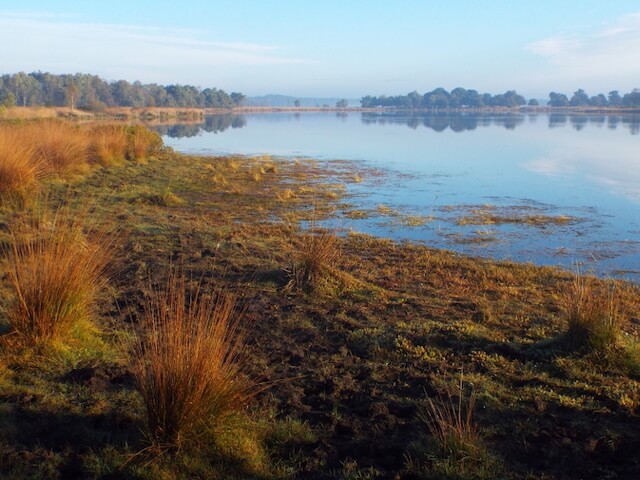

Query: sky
<box><xmin>1</xmin><ymin>1</ymin><xmax>640</xmax><ymax>99</ymax></box>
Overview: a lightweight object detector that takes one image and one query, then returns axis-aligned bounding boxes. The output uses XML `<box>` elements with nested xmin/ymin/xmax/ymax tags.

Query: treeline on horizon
<box><xmin>361</xmin><ymin>87</ymin><xmax>640</xmax><ymax>108</ymax></box>
<box><xmin>0</xmin><ymin>72</ymin><xmax>245</xmax><ymax>110</ymax></box>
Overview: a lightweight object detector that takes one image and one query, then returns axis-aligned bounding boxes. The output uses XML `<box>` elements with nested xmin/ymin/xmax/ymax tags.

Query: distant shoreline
<box><xmin>2</xmin><ymin>105</ymin><xmax>639</xmax><ymax>121</ymax></box>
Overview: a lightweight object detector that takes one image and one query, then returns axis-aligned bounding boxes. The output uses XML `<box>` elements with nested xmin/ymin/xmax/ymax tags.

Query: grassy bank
<box><xmin>0</xmin><ymin>121</ymin><xmax>639</xmax><ymax>479</ymax></box>
<box><xmin>1</xmin><ymin>106</ymin><xmax>206</xmax><ymax>122</ymax></box>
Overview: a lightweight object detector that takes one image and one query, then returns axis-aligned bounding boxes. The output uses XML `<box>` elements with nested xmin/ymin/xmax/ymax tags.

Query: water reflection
<box><xmin>157</xmin><ymin>112</ymin><xmax>640</xmax><ymax>138</ymax></box>
<box><xmin>360</xmin><ymin>112</ymin><xmax>640</xmax><ymax>134</ymax></box>
<box><xmin>154</xmin><ymin>114</ymin><xmax>246</xmax><ymax>138</ymax></box>
<box><xmin>361</xmin><ymin>112</ymin><xmax>526</xmax><ymax>131</ymax></box>
<box><xmin>161</xmin><ymin>111</ymin><xmax>640</xmax><ymax>278</ymax></box>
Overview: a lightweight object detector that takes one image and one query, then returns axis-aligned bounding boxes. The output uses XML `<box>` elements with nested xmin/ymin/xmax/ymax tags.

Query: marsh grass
<box><xmin>417</xmin><ymin>373</ymin><xmax>497</xmax><ymax>478</ymax></box>
<box><xmin>2</xmin><ymin>208</ymin><xmax>111</xmax><ymax>346</ymax></box>
<box><xmin>0</xmin><ymin>129</ymin><xmax>43</xmax><ymax>202</ymax></box>
<box><xmin>27</xmin><ymin>120</ymin><xmax>91</xmax><ymax>174</ymax></box>
<box><xmin>422</xmin><ymin>377</ymin><xmax>480</xmax><ymax>461</ymax></box>
<box><xmin>125</xmin><ymin>125</ymin><xmax>162</xmax><ymax>161</ymax></box>
<box><xmin>563</xmin><ymin>273</ymin><xmax>621</xmax><ymax>353</ymax></box>
<box><xmin>287</xmin><ymin>229</ymin><xmax>342</xmax><ymax>291</ymax></box>
<box><xmin>132</xmin><ymin>273</ymin><xmax>255</xmax><ymax>451</ymax></box>
<box><xmin>452</xmin><ymin>205</ymin><xmax>574</xmax><ymax>227</ymax></box>
<box><xmin>89</xmin><ymin>124</ymin><xmax>128</xmax><ymax>166</ymax></box>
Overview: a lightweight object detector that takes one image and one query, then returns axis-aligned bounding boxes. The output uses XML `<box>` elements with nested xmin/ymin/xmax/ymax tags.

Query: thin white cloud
<box><xmin>524</xmin><ymin>131</ymin><xmax>640</xmax><ymax>202</ymax></box>
<box><xmin>0</xmin><ymin>12</ymin><xmax>313</xmax><ymax>84</ymax></box>
<box><xmin>527</xmin><ymin>35</ymin><xmax>583</xmax><ymax>57</ymax></box>
<box><xmin>525</xmin><ymin>12</ymin><xmax>640</xmax><ymax>91</ymax></box>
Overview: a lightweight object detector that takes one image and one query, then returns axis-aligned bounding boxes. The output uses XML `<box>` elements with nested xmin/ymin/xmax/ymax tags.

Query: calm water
<box><xmin>160</xmin><ymin>112</ymin><xmax>640</xmax><ymax>279</ymax></box>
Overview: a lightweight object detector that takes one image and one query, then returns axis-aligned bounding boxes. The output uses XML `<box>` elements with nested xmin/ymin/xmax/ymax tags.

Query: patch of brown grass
<box><xmin>2</xmin><ymin>106</ymin><xmax>59</xmax><ymax>120</ymax></box>
<box><xmin>125</xmin><ymin>125</ymin><xmax>162</xmax><ymax>161</ymax></box>
<box><xmin>563</xmin><ymin>272</ymin><xmax>621</xmax><ymax>352</ymax></box>
<box><xmin>422</xmin><ymin>376</ymin><xmax>479</xmax><ymax>460</ymax></box>
<box><xmin>26</xmin><ymin>120</ymin><xmax>91</xmax><ymax>174</ymax></box>
<box><xmin>88</xmin><ymin>124</ymin><xmax>128</xmax><ymax>166</ymax></box>
<box><xmin>417</xmin><ymin>373</ymin><xmax>498</xmax><ymax>477</ymax></box>
<box><xmin>2</xmin><ymin>209</ymin><xmax>111</xmax><ymax>345</ymax></box>
<box><xmin>0</xmin><ymin>129</ymin><xmax>43</xmax><ymax>202</ymax></box>
<box><xmin>132</xmin><ymin>273</ymin><xmax>254</xmax><ymax>451</ymax></box>
<box><xmin>287</xmin><ymin>229</ymin><xmax>341</xmax><ymax>291</ymax></box>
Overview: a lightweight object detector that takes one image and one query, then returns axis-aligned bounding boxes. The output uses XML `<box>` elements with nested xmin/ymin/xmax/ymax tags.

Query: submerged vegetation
<box><xmin>0</xmin><ymin>120</ymin><xmax>639</xmax><ymax>479</ymax></box>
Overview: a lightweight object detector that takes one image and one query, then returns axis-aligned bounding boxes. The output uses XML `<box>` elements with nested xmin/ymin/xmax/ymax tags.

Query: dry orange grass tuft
<box><xmin>421</xmin><ymin>373</ymin><xmax>484</xmax><ymax>466</ymax></box>
<box><xmin>132</xmin><ymin>273</ymin><xmax>254</xmax><ymax>451</ymax></box>
<box><xmin>288</xmin><ymin>229</ymin><xmax>341</xmax><ymax>291</ymax></box>
<box><xmin>2</xmin><ymin>106</ymin><xmax>59</xmax><ymax>120</ymax></box>
<box><xmin>0</xmin><ymin>128</ymin><xmax>43</xmax><ymax>201</ymax></box>
<box><xmin>125</xmin><ymin>125</ymin><xmax>162</xmax><ymax>161</ymax></box>
<box><xmin>3</xmin><ymin>210</ymin><xmax>111</xmax><ymax>345</ymax></box>
<box><xmin>88</xmin><ymin>124</ymin><xmax>128</xmax><ymax>166</ymax></box>
<box><xmin>563</xmin><ymin>272</ymin><xmax>621</xmax><ymax>352</ymax></box>
<box><xmin>27</xmin><ymin>120</ymin><xmax>90</xmax><ymax>174</ymax></box>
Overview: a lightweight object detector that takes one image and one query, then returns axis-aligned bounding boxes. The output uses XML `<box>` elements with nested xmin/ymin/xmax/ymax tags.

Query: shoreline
<box><xmin>1</xmin><ymin>122</ymin><xmax>640</xmax><ymax>478</ymax></box>
<box><xmin>2</xmin><ymin>104</ymin><xmax>640</xmax><ymax>121</ymax></box>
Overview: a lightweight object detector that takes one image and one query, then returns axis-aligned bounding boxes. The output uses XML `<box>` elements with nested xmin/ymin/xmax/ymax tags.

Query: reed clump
<box><xmin>0</xmin><ymin>128</ymin><xmax>43</xmax><ymax>201</ymax></box>
<box><xmin>88</xmin><ymin>124</ymin><xmax>129</xmax><ymax>166</ymax></box>
<box><xmin>563</xmin><ymin>273</ymin><xmax>621</xmax><ymax>352</ymax></box>
<box><xmin>2</xmin><ymin>209</ymin><xmax>111</xmax><ymax>345</ymax></box>
<box><xmin>132</xmin><ymin>274</ymin><xmax>254</xmax><ymax>451</ymax></box>
<box><xmin>0</xmin><ymin>121</ymin><xmax>163</xmax><ymax>200</ymax></box>
<box><xmin>417</xmin><ymin>374</ymin><xmax>497</xmax><ymax>478</ymax></box>
<box><xmin>287</xmin><ymin>229</ymin><xmax>341</xmax><ymax>291</ymax></box>
<box><xmin>125</xmin><ymin>125</ymin><xmax>162</xmax><ymax>161</ymax></box>
<box><xmin>422</xmin><ymin>380</ymin><xmax>480</xmax><ymax>462</ymax></box>
<box><xmin>27</xmin><ymin>120</ymin><xmax>91</xmax><ymax>174</ymax></box>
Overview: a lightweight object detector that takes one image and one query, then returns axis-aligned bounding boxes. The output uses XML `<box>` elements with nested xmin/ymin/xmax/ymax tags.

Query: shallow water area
<box><xmin>160</xmin><ymin>111</ymin><xmax>640</xmax><ymax>280</ymax></box>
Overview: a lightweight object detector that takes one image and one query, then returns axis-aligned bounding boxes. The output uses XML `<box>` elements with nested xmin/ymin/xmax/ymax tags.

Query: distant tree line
<box><xmin>0</xmin><ymin>72</ymin><xmax>245</xmax><ymax>110</ymax></box>
<box><xmin>361</xmin><ymin>87</ymin><xmax>640</xmax><ymax>109</ymax></box>
<box><xmin>547</xmin><ymin>89</ymin><xmax>640</xmax><ymax>107</ymax></box>
<box><xmin>361</xmin><ymin>88</ymin><xmax>527</xmax><ymax>108</ymax></box>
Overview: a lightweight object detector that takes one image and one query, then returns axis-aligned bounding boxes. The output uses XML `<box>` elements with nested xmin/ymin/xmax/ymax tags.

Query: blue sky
<box><xmin>1</xmin><ymin>1</ymin><xmax>639</xmax><ymax>98</ymax></box>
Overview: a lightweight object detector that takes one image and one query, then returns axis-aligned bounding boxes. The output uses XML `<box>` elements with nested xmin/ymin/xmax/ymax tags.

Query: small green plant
<box><xmin>423</xmin><ymin>377</ymin><xmax>479</xmax><ymax>461</ymax></box>
<box><xmin>132</xmin><ymin>273</ymin><xmax>254</xmax><ymax>451</ymax></box>
<box><xmin>563</xmin><ymin>273</ymin><xmax>621</xmax><ymax>352</ymax></box>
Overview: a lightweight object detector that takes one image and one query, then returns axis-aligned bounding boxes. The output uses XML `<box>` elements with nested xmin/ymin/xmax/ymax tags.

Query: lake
<box><xmin>159</xmin><ymin>111</ymin><xmax>640</xmax><ymax>280</ymax></box>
